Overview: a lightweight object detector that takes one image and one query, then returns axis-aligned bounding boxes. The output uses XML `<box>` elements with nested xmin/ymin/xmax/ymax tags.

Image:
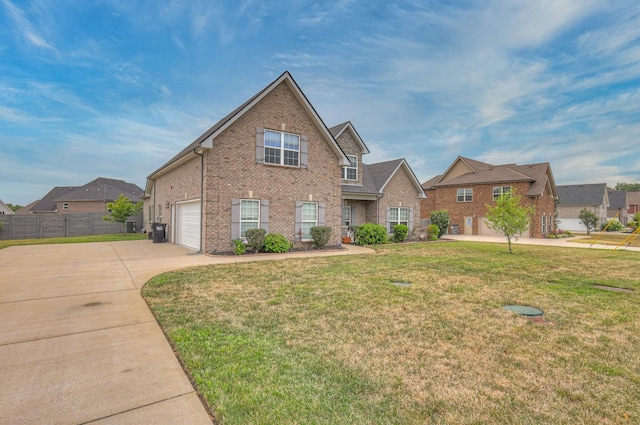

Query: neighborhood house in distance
<box><xmin>421</xmin><ymin>156</ymin><xmax>558</xmax><ymax>238</ymax></box>
<box><xmin>16</xmin><ymin>177</ymin><xmax>143</xmax><ymax>214</ymax></box>
<box><xmin>143</xmin><ymin>71</ymin><xmax>426</xmax><ymax>253</ymax></box>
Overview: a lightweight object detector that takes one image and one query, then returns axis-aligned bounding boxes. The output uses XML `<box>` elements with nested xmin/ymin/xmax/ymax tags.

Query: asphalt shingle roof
<box><xmin>556</xmin><ymin>183</ymin><xmax>607</xmax><ymax>206</ymax></box>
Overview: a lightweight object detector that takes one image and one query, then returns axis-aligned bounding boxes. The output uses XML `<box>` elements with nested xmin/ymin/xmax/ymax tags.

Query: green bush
<box><xmin>310</xmin><ymin>226</ymin><xmax>332</xmax><ymax>248</ymax></box>
<box><xmin>427</xmin><ymin>224</ymin><xmax>439</xmax><ymax>241</ymax></box>
<box><xmin>354</xmin><ymin>223</ymin><xmax>387</xmax><ymax>246</ymax></box>
<box><xmin>245</xmin><ymin>228</ymin><xmax>266</xmax><ymax>252</ymax></box>
<box><xmin>430</xmin><ymin>210</ymin><xmax>450</xmax><ymax>237</ymax></box>
<box><xmin>264</xmin><ymin>233</ymin><xmax>293</xmax><ymax>253</ymax></box>
<box><xmin>392</xmin><ymin>224</ymin><xmax>408</xmax><ymax>243</ymax></box>
<box><xmin>232</xmin><ymin>239</ymin><xmax>246</xmax><ymax>255</ymax></box>
<box><xmin>602</xmin><ymin>219</ymin><xmax>624</xmax><ymax>232</ymax></box>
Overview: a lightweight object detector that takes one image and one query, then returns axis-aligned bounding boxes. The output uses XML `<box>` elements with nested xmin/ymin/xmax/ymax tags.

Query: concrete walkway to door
<box><xmin>0</xmin><ymin>240</ymin><xmax>373</xmax><ymax>424</ymax></box>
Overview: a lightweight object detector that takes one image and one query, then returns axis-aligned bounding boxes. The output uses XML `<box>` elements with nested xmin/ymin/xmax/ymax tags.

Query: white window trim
<box><xmin>457</xmin><ymin>188</ymin><xmax>473</xmax><ymax>202</ymax></box>
<box><xmin>493</xmin><ymin>186</ymin><xmax>512</xmax><ymax>200</ymax></box>
<box><xmin>301</xmin><ymin>202</ymin><xmax>318</xmax><ymax>240</ymax></box>
<box><xmin>63</xmin><ymin>203</ymin><xmax>69</xmax><ymax>210</ymax></box>
<box><xmin>264</xmin><ymin>129</ymin><xmax>300</xmax><ymax>167</ymax></box>
<box><xmin>342</xmin><ymin>205</ymin><xmax>352</xmax><ymax>227</ymax></box>
<box><xmin>342</xmin><ymin>155</ymin><xmax>358</xmax><ymax>181</ymax></box>
<box><xmin>240</xmin><ymin>199</ymin><xmax>260</xmax><ymax>239</ymax></box>
<box><xmin>389</xmin><ymin>206</ymin><xmax>409</xmax><ymax>228</ymax></box>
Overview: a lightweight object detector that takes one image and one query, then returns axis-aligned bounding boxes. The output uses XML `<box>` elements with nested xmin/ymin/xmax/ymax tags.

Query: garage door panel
<box><xmin>177</xmin><ymin>201</ymin><xmax>200</xmax><ymax>250</ymax></box>
<box><xmin>479</xmin><ymin>215</ymin><xmax>530</xmax><ymax>238</ymax></box>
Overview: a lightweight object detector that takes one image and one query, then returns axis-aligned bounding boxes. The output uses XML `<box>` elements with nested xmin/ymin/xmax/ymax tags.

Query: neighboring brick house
<box><xmin>556</xmin><ymin>183</ymin><xmax>609</xmax><ymax>232</ymax></box>
<box><xmin>607</xmin><ymin>190</ymin><xmax>629</xmax><ymax>225</ymax></box>
<box><xmin>330</xmin><ymin>122</ymin><xmax>425</xmax><ymax>235</ymax></box>
<box><xmin>628</xmin><ymin>192</ymin><xmax>640</xmax><ymax>217</ymax></box>
<box><xmin>25</xmin><ymin>177</ymin><xmax>143</xmax><ymax>214</ymax></box>
<box><xmin>421</xmin><ymin>156</ymin><xmax>558</xmax><ymax>238</ymax></box>
<box><xmin>143</xmin><ymin>72</ymin><xmax>425</xmax><ymax>253</ymax></box>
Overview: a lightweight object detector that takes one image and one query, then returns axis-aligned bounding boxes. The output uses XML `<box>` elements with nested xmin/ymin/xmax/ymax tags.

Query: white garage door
<box><xmin>556</xmin><ymin>218</ymin><xmax>584</xmax><ymax>232</ymax></box>
<box><xmin>177</xmin><ymin>201</ymin><xmax>201</xmax><ymax>250</ymax></box>
<box><xmin>479</xmin><ymin>215</ymin><xmax>530</xmax><ymax>238</ymax></box>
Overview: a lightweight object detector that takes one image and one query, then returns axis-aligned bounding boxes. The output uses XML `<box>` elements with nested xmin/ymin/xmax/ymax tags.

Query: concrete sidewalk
<box><xmin>443</xmin><ymin>233</ymin><xmax>640</xmax><ymax>252</ymax></box>
<box><xmin>0</xmin><ymin>240</ymin><xmax>373</xmax><ymax>424</ymax></box>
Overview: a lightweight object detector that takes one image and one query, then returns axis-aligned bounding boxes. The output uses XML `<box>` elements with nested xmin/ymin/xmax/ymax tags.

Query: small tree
<box><xmin>484</xmin><ymin>189</ymin><xmax>535</xmax><ymax>254</ymax></box>
<box><xmin>578</xmin><ymin>208</ymin><xmax>598</xmax><ymax>235</ymax></box>
<box><xmin>103</xmin><ymin>194</ymin><xmax>143</xmax><ymax>234</ymax></box>
<box><xmin>430</xmin><ymin>210</ymin><xmax>450</xmax><ymax>237</ymax></box>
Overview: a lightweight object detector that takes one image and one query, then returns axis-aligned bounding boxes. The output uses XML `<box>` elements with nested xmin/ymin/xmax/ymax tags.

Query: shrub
<box><xmin>355</xmin><ymin>223</ymin><xmax>387</xmax><ymax>246</ymax></box>
<box><xmin>245</xmin><ymin>228</ymin><xmax>266</xmax><ymax>252</ymax></box>
<box><xmin>264</xmin><ymin>233</ymin><xmax>292</xmax><ymax>253</ymax></box>
<box><xmin>232</xmin><ymin>239</ymin><xmax>246</xmax><ymax>255</ymax></box>
<box><xmin>602</xmin><ymin>219</ymin><xmax>624</xmax><ymax>232</ymax></box>
<box><xmin>427</xmin><ymin>224</ymin><xmax>439</xmax><ymax>241</ymax></box>
<box><xmin>310</xmin><ymin>226</ymin><xmax>332</xmax><ymax>248</ymax></box>
<box><xmin>430</xmin><ymin>210</ymin><xmax>450</xmax><ymax>237</ymax></box>
<box><xmin>392</xmin><ymin>224</ymin><xmax>408</xmax><ymax>243</ymax></box>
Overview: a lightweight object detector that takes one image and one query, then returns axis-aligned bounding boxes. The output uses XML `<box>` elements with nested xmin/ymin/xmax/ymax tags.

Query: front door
<box><xmin>464</xmin><ymin>216</ymin><xmax>473</xmax><ymax>235</ymax></box>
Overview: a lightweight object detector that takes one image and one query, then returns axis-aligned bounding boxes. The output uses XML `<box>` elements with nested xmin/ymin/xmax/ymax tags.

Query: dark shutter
<box><xmin>256</xmin><ymin>128</ymin><xmax>265</xmax><ymax>164</ymax></box>
<box><xmin>300</xmin><ymin>135</ymin><xmax>308</xmax><ymax>168</ymax></box>
<box><xmin>385</xmin><ymin>207</ymin><xmax>391</xmax><ymax>233</ymax></box>
<box><xmin>318</xmin><ymin>202</ymin><xmax>325</xmax><ymax>226</ymax></box>
<box><xmin>409</xmin><ymin>208</ymin><xmax>414</xmax><ymax>232</ymax></box>
<box><xmin>231</xmin><ymin>199</ymin><xmax>241</xmax><ymax>240</ymax></box>
<box><xmin>260</xmin><ymin>199</ymin><xmax>269</xmax><ymax>233</ymax></box>
<box><xmin>294</xmin><ymin>201</ymin><xmax>303</xmax><ymax>241</ymax></box>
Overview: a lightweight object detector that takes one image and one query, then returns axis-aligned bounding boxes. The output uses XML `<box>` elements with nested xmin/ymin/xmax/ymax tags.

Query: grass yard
<box><xmin>0</xmin><ymin>233</ymin><xmax>148</xmax><ymax>250</ymax></box>
<box><xmin>143</xmin><ymin>242</ymin><xmax>640</xmax><ymax>425</ymax></box>
<box><xmin>571</xmin><ymin>232</ymin><xmax>640</xmax><ymax>248</ymax></box>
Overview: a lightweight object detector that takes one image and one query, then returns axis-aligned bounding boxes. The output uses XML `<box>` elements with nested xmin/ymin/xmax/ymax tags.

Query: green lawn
<box><xmin>0</xmin><ymin>233</ymin><xmax>147</xmax><ymax>250</ymax></box>
<box><xmin>143</xmin><ymin>242</ymin><xmax>640</xmax><ymax>425</ymax></box>
<box><xmin>571</xmin><ymin>232</ymin><xmax>640</xmax><ymax>248</ymax></box>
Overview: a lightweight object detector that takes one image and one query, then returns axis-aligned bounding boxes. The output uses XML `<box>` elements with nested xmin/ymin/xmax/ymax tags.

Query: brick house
<box><xmin>143</xmin><ymin>72</ymin><xmax>424</xmax><ymax>253</ymax></box>
<box><xmin>556</xmin><ymin>184</ymin><xmax>609</xmax><ymax>232</ymax></box>
<box><xmin>421</xmin><ymin>156</ymin><xmax>558</xmax><ymax>238</ymax></box>
<box><xmin>330</xmin><ymin>122</ymin><xmax>425</xmax><ymax>235</ymax></box>
<box><xmin>627</xmin><ymin>192</ymin><xmax>640</xmax><ymax>218</ymax></box>
<box><xmin>607</xmin><ymin>190</ymin><xmax>629</xmax><ymax>225</ymax></box>
<box><xmin>25</xmin><ymin>177</ymin><xmax>143</xmax><ymax>214</ymax></box>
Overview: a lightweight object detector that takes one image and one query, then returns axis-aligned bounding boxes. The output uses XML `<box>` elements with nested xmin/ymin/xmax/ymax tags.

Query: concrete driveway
<box><xmin>0</xmin><ymin>240</ymin><xmax>372</xmax><ymax>424</ymax></box>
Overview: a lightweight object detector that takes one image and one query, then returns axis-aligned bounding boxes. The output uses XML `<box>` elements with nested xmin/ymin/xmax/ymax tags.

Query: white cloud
<box><xmin>1</xmin><ymin>0</ymin><xmax>58</xmax><ymax>52</ymax></box>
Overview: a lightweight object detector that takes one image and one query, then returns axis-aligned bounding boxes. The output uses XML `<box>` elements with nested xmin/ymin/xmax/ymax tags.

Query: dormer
<box><xmin>329</xmin><ymin>121</ymin><xmax>370</xmax><ymax>186</ymax></box>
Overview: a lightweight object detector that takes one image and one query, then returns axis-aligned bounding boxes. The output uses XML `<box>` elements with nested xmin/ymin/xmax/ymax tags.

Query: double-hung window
<box><xmin>240</xmin><ymin>199</ymin><xmax>259</xmax><ymax>238</ymax></box>
<box><xmin>457</xmin><ymin>188</ymin><xmax>473</xmax><ymax>202</ymax></box>
<box><xmin>342</xmin><ymin>155</ymin><xmax>358</xmax><ymax>180</ymax></box>
<box><xmin>301</xmin><ymin>202</ymin><xmax>317</xmax><ymax>240</ymax></box>
<box><xmin>264</xmin><ymin>130</ymin><xmax>300</xmax><ymax>166</ymax></box>
<box><xmin>389</xmin><ymin>207</ymin><xmax>409</xmax><ymax>228</ymax></box>
<box><xmin>493</xmin><ymin>186</ymin><xmax>511</xmax><ymax>200</ymax></box>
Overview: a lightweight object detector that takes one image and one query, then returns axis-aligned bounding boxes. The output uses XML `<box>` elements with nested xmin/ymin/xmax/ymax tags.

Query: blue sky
<box><xmin>1</xmin><ymin>0</ymin><xmax>639</xmax><ymax>206</ymax></box>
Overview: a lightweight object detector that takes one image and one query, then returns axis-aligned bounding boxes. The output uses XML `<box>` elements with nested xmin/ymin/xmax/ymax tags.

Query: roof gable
<box><xmin>607</xmin><ymin>190</ymin><xmax>628</xmax><ymax>210</ymax></box>
<box><xmin>148</xmin><ymin>71</ymin><xmax>349</xmax><ymax>182</ymax></box>
<box><xmin>433</xmin><ymin>156</ymin><xmax>556</xmax><ymax>198</ymax></box>
<box><xmin>343</xmin><ymin>158</ymin><xmax>426</xmax><ymax>198</ymax></box>
<box><xmin>329</xmin><ymin>121</ymin><xmax>370</xmax><ymax>155</ymax></box>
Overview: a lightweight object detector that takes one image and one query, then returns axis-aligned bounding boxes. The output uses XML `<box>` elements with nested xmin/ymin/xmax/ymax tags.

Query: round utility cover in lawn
<box><xmin>503</xmin><ymin>305</ymin><xmax>544</xmax><ymax>316</ymax></box>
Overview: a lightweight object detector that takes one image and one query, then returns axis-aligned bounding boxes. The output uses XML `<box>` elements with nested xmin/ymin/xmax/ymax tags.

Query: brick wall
<box><xmin>199</xmin><ymin>82</ymin><xmax>342</xmax><ymax>253</ymax></box>
<box><xmin>335</xmin><ymin>130</ymin><xmax>364</xmax><ymax>186</ymax></box>
<box><xmin>378</xmin><ymin>166</ymin><xmax>422</xmax><ymax>230</ymax></box>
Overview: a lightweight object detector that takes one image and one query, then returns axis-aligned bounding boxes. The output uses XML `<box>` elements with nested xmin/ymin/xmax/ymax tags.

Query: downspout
<box><xmin>194</xmin><ymin>148</ymin><xmax>205</xmax><ymax>254</ymax></box>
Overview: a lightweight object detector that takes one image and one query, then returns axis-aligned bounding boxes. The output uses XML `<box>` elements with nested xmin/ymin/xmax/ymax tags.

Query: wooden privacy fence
<box><xmin>0</xmin><ymin>213</ymin><xmax>142</xmax><ymax>240</ymax></box>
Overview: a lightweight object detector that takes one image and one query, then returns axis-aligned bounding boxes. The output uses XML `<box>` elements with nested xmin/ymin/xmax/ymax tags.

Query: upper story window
<box><xmin>342</xmin><ymin>155</ymin><xmax>358</xmax><ymax>180</ymax></box>
<box><xmin>493</xmin><ymin>186</ymin><xmax>511</xmax><ymax>200</ymax></box>
<box><xmin>457</xmin><ymin>188</ymin><xmax>473</xmax><ymax>202</ymax></box>
<box><xmin>264</xmin><ymin>130</ymin><xmax>300</xmax><ymax>167</ymax></box>
<box><xmin>63</xmin><ymin>203</ymin><xmax>69</xmax><ymax>210</ymax></box>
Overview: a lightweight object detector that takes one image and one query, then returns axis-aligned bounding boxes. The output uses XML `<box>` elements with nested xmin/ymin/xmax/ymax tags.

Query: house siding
<box><xmin>198</xmin><ymin>82</ymin><xmax>342</xmax><ymax>253</ymax></box>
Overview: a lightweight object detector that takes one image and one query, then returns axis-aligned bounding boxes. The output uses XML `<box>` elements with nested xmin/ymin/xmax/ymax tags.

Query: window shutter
<box><xmin>318</xmin><ymin>202</ymin><xmax>325</xmax><ymax>226</ymax></box>
<box><xmin>231</xmin><ymin>199</ymin><xmax>241</xmax><ymax>240</ymax></box>
<box><xmin>300</xmin><ymin>135</ymin><xmax>308</xmax><ymax>169</ymax></box>
<box><xmin>260</xmin><ymin>199</ymin><xmax>269</xmax><ymax>233</ymax></box>
<box><xmin>409</xmin><ymin>208</ymin><xmax>414</xmax><ymax>232</ymax></box>
<box><xmin>294</xmin><ymin>201</ymin><xmax>303</xmax><ymax>241</ymax></box>
<box><xmin>256</xmin><ymin>128</ymin><xmax>265</xmax><ymax>164</ymax></box>
<box><xmin>385</xmin><ymin>207</ymin><xmax>391</xmax><ymax>233</ymax></box>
